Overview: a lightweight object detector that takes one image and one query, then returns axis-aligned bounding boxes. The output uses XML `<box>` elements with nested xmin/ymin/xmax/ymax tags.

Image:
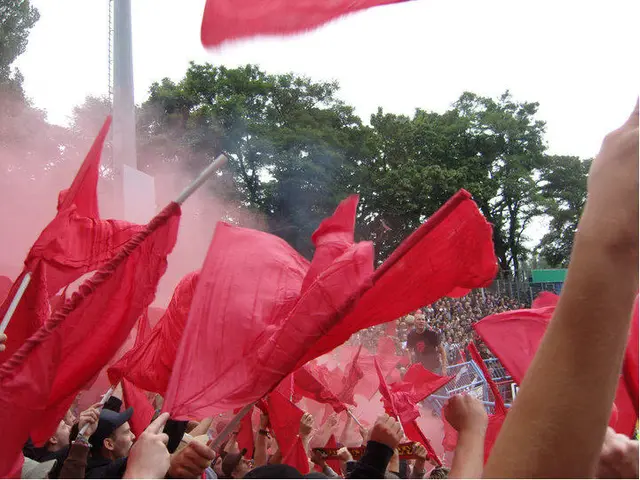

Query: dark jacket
<box><xmin>84</xmin><ymin>456</ymin><xmax>128</xmax><ymax>479</ymax></box>
<box><xmin>347</xmin><ymin>441</ymin><xmax>394</xmax><ymax>479</ymax></box>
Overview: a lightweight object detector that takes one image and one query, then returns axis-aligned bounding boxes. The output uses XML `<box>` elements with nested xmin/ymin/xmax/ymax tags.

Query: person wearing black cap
<box><xmin>221</xmin><ymin>448</ymin><xmax>251</xmax><ymax>479</ymax></box>
<box><xmin>85</xmin><ymin>407</ymin><xmax>136</xmax><ymax>479</ymax></box>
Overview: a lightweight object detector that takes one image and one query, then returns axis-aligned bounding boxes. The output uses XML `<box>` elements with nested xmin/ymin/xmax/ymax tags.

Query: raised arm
<box><xmin>484</xmin><ymin>102</ymin><xmax>639</xmax><ymax>478</ymax></box>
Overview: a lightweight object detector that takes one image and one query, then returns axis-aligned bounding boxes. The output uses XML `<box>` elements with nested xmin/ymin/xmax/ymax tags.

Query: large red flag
<box><xmin>283</xmin><ymin>435</ymin><xmax>311</xmax><ymax>475</ymax></box>
<box><xmin>163</xmin><ymin>223</ymin><xmax>370</xmax><ymax>418</ymax></box>
<box><xmin>0</xmin><ymin>205</ymin><xmax>180</xmax><ymax>474</ymax></box>
<box><xmin>297</xmin><ymin>190</ymin><xmax>497</xmax><ymax>366</ymax></box>
<box><xmin>108</xmin><ymin>271</ymin><xmax>199</xmax><ymax>393</ymax></box>
<box><xmin>474</xmin><ymin>296</ymin><xmax>638</xmax><ymax>435</ymax></box>
<box><xmin>201</xmin><ymin>0</ymin><xmax>409</xmax><ymax>47</ymax></box>
<box><xmin>0</xmin><ymin>117</ymin><xmax>142</xmax><ymax>361</ymax></box>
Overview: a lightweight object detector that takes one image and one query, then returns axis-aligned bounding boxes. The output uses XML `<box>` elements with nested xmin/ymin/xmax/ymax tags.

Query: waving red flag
<box><xmin>108</xmin><ymin>271</ymin><xmax>199</xmax><ymax>393</ymax></box>
<box><xmin>294</xmin><ymin>364</ymin><xmax>346</xmax><ymax>413</ymax></box>
<box><xmin>297</xmin><ymin>190</ymin><xmax>497</xmax><ymax>366</ymax></box>
<box><xmin>0</xmin><ymin>205</ymin><xmax>180</xmax><ymax>474</ymax></box>
<box><xmin>338</xmin><ymin>345</ymin><xmax>364</xmax><ymax>405</ymax></box>
<box><xmin>403</xmin><ymin>419</ymin><xmax>442</xmax><ymax>467</ymax></box>
<box><xmin>201</xmin><ymin>0</ymin><xmax>409</xmax><ymax>47</ymax></box>
<box><xmin>236</xmin><ymin>406</ymin><xmax>255</xmax><ymax>458</ymax></box>
<box><xmin>0</xmin><ymin>117</ymin><xmax>142</xmax><ymax>361</ymax></box>
<box><xmin>267</xmin><ymin>392</ymin><xmax>304</xmax><ymax>458</ymax></box>
<box><xmin>122</xmin><ymin>378</ymin><xmax>155</xmax><ymax>438</ymax></box>
<box><xmin>283</xmin><ymin>435</ymin><xmax>311</xmax><ymax>475</ymax></box>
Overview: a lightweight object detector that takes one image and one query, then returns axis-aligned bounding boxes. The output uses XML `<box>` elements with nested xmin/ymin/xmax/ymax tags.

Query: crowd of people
<box><xmin>1</xmin><ymin>101</ymin><xmax>638</xmax><ymax>480</ymax></box>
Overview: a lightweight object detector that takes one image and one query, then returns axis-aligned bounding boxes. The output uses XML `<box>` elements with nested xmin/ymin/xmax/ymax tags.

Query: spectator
<box><xmin>86</xmin><ymin>407</ymin><xmax>136</xmax><ymax>478</ymax></box>
<box><xmin>406</xmin><ymin>313</ymin><xmax>447</xmax><ymax>375</ymax></box>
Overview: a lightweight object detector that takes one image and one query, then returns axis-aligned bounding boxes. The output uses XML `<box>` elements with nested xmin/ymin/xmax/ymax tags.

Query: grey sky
<box><xmin>13</xmin><ymin>0</ymin><xmax>640</xmax><ymax>247</ymax></box>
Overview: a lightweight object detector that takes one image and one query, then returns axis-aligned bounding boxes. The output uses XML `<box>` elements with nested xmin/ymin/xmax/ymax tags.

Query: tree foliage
<box><xmin>0</xmin><ymin>0</ymin><xmax>40</xmax><ymax>94</ymax></box>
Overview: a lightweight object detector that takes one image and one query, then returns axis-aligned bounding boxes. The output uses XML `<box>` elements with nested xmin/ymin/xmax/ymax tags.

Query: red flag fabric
<box><xmin>0</xmin><ymin>117</ymin><xmax>142</xmax><ymax>361</ymax></box>
<box><xmin>294</xmin><ymin>364</ymin><xmax>347</xmax><ymax>413</ymax></box>
<box><xmin>301</xmin><ymin>195</ymin><xmax>359</xmax><ymax>293</ymax></box>
<box><xmin>108</xmin><ymin>271</ymin><xmax>199</xmax><ymax>393</ymax></box>
<box><xmin>338</xmin><ymin>345</ymin><xmax>364</xmax><ymax>405</ymax></box>
<box><xmin>0</xmin><ymin>275</ymin><xmax>12</xmax><ymax>304</ymax></box>
<box><xmin>201</xmin><ymin>0</ymin><xmax>408</xmax><ymax>47</ymax></box>
<box><xmin>282</xmin><ymin>435</ymin><xmax>310</xmax><ymax>475</ymax></box>
<box><xmin>623</xmin><ymin>297</ymin><xmax>639</xmax><ymax>416</ymax></box>
<box><xmin>375</xmin><ymin>358</ymin><xmax>398</xmax><ymax>418</ymax></box>
<box><xmin>122</xmin><ymin>378</ymin><xmax>155</xmax><ymax>438</ymax></box>
<box><xmin>235</xmin><ymin>406</ymin><xmax>255</xmax><ymax>457</ymax></box>
<box><xmin>322</xmin><ymin>435</ymin><xmax>342</xmax><ymax>475</ymax></box>
<box><xmin>0</xmin><ymin>204</ymin><xmax>180</xmax><ymax>473</ymax></box>
<box><xmin>531</xmin><ymin>291</ymin><xmax>559</xmax><ymax>309</ymax></box>
<box><xmin>163</xmin><ymin>222</ymin><xmax>371</xmax><ymax>418</ymax></box>
<box><xmin>474</xmin><ymin>296</ymin><xmax>638</xmax><ymax>435</ymax></box>
<box><xmin>403</xmin><ymin>419</ymin><xmax>442</xmax><ymax>467</ymax></box>
<box><xmin>297</xmin><ymin>190</ymin><xmax>497</xmax><ymax>366</ymax></box>
<box><xmin>267</xmin><ymin>392</ymin><xmax>304</xmax><ymax>458</ymax></box>
<box><xmin>467</xmin><ymin>343</ymin><xmax>507</xmax><ymax>462</ymax></box>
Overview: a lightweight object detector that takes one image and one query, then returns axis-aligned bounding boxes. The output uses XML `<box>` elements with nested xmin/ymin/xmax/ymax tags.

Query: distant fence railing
<box><xmin>427</xmin><ymin>357</ymin><xmax>514</xmax><ymax>416</ymax></box>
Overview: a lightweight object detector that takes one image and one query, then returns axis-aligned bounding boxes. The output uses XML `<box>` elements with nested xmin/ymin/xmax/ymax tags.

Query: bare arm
<box><xmin>445</xmin><ymin>395</ymin><xmax>487</xmax><ymax>479</ymax></box>
<box><xmin>188</xmin><ymin>417</ymin><xmax>212</xmax><ymax>438</ymax></box>
<box><xmin>484</xmin><ymin>102</ymin><xmax>639</xmax><ymax>478</ymax></box>
<box><xmin>254</xmin><ymin>413</ymin><xmax>270</xmax><ymax>467</ymax></box>
<box><xmin>438</xmin><ymin>345</ymin><xmax>448</xmax><ymax>374</ymax></box>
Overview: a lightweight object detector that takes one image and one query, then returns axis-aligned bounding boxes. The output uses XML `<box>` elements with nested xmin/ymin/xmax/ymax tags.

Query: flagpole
<box><xmin>78</xmin><ymin>383</ymin><xmax>117</xmax><ymax>436</ymax></box>
<box><xmin>346</xmin><ymin>409</ymin><xmax>364</xmax><ymax>429</ymax></box>
<box><xmin>175</xmin><ymin>154</ymin><xmax>227</xmax><ymax>205</ymax></box>
<box><xmin>208</xmin><ymin>402</ymin><xmax>255</xmax><ymax>451</ymax></box>
<box><xmin>0</xmin><ymin>272</ymin><xmax>32</xmax><ymax>335</ymax></box>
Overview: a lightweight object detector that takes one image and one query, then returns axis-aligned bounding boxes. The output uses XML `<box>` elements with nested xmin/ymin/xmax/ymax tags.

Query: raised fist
<box><xmin>444</xmin><ymin>394</ymin><xmax>488</xmax><ymax>434</ymax></box>
<box><xmin>369</xmin><ymin>414</ymin><xmax>403</xmax><ymax>450</ymax></box>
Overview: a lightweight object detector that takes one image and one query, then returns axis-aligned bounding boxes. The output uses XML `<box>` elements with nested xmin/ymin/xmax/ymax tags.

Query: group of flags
<box><xmin>0</xmin><ymin>110</ymin><xmax>499</xmax><ymax>476</ymax></box>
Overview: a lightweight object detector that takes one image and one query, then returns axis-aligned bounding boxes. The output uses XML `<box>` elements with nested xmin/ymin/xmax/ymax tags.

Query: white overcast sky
<box><xmin>16</xmin><ymin>0</ymin><xmax>639</xmax><ymax>160</ymax></box>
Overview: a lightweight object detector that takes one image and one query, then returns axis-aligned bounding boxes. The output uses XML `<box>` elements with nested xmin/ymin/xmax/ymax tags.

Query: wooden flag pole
<box><xmin>0</xmin><ymin>272</ymin><xmax>32</xmax><ymax>335</ymax></box>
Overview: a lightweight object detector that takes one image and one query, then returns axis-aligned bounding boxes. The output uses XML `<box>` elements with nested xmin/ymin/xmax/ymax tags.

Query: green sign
<box><xmin>531</xmin><ymin>269</ymin><xmax>567</xmax><ymax>284</ymax></box>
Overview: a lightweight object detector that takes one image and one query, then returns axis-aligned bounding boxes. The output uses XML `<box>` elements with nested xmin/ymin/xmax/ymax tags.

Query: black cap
<box><xmin>89</xmin><ymin>407</ymin><xmax>133</xmax><ymax>450</ymax></box>
<box><xmin>222</xmin><ymin>448</ymin><xmax>248</xmax><ymax>477</ymax></box>
<box><xmin>243</xmin><ymin>464</ymin><xmax>303</xmax><ymax>478</ymax></box>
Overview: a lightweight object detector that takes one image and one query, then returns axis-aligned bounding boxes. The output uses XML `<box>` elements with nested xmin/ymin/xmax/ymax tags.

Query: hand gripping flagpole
<box><xmin>0</xmin><ymin>272</ymin><xmax>32</xmax><ymax>335</ymax></box>
<box><xmin>0</xmin><ymin>154</ymin><xmax>228</xmax><ymax>382</ymax></box>
<box><xmin>208</xmin><ymin>402</ymin><xmax>255</xmax><ymax>451</ymax></box>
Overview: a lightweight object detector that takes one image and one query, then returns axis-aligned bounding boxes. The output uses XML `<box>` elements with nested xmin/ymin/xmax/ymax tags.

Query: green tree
<box><xmin>0</xmin><ymin>0</ymin><xmax>40</xmax><ymax>95</ymax></box>
<box><xmin>138</xmin><ymin>63</ymin><xmax>365</xmax><ymax>255</ymax></box>
<box><xmin>355</xmin><ymin>91</ymin><xmax>547</xmax><ymax>272</ymax></box>
<box><xmin>537</xmin><ymin>155</ymin><xmax>591</xmax><ymax>267</ymax></box>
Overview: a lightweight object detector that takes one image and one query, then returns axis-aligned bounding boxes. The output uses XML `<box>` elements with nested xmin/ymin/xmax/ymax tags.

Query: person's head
<box><xmin>89</xmin><ymin>407</ymin><xmax>135</xmax><ymax>460</ymax></box>
<box><xmin>244</xmin><ymin>464</ymin><xmax>303</xmax><ymax>478</ymax></box>
<box><xmin>221</xmin><ymin>449</ymin><xmax>251</xmax><ymax>478</ymax></box>
<box><xmin>46</xmin><ymin>419</ymin><xmax>71</xmax><ymax>452</ymax></box>
<box><xmin>415</xmin><ymin>314</ymin><xmax>426</xmax><ymax>332</ymax></box>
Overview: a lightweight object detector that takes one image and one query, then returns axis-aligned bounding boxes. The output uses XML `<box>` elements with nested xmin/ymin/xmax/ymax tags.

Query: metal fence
<box><xmin>427</xmin><ymin>357</ymin><xmax>514</xmax><ymax>416</ymax></box>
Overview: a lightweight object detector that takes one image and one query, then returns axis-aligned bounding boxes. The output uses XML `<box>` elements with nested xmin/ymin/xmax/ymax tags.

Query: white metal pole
<box><xmin>175</xmin><ymin>154</ymin><xmax>228</xmax><ymax>205</ymax></box>
<box><xmin>78</xmin><ymin>384</ymin><xmax>116</xmax><ymax>436</ymax></box>
<box><xmin>0</xmin><ymin>272</ymin><xmax>32</xmax><ymax>335</ymax></box>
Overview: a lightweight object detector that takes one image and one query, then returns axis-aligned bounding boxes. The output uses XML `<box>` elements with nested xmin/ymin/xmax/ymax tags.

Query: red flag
<box><xmin>163</xmin><ymin>222</ymin><xmax>370</xmax><ymax>418</ymax></box>
<box><xmin>122</xmin><ymin>378</ymin><xmax>155</xmax><ymax>438</ymax></box>
<box><xmin>0</xmin><ymin>117</ymin><xmax>142</xmax><ymax>361</ymax></box>
<box><xmin>267</xmin><ymin>392</ymin><xmax>304</xmax><ymax>458</ymax></box>
<box><xmin>474</xmin><ymin>296</ymin><xmax>638</xmax><ymax>435</ymax></box>
<box><xmin>320</xmin><ymin>435</ymin><xmax>342</xmax><ymax>475</ymax></box>
<box><xmin>0</xmin><ymin>276</ymin><xmax>12</xmax><ymax>304</ymax></box>
<box><xmin>0</xmin><ymin>205</ymin><xmax>180</xmax><ymax>473</ymax></box>
<box><xmin>623</xmin><ymin>297</ymin><xmax>639</xmax><ymax>416</ymax></box>
<box><xmin>338</xmin><ymin>345</ymin><xmax>364</xmax><ymax>405</ymax></box>
<box><xmin>235</xmin><ymin>406</ymin><xmax>255</xmax><ymax>457</ymax></box>
<box><xmin>108</xmin><ymin>271</ymin><xmax>199</xmax><ymax>393</ymax></box>
<box><xmin>297</xmin><ymin>190</ymin><xmax>497</xmax><ymax>366</ymax></box>
<box><xmin>302</xmin><ymin>195</ymin><xmax>358</xmax><ymax>293</ymax></box>
<box><xmin>403</xmin><ymin>419</ymin><xmax>442</xmax><ymax>467</ymax></box>
<box><xmin>294</xmin><ymin>364</ymin><xmax>347</xmax><ymax>413</ymax></box>
<box><xmin>375</xmin><ymin>358</ymin><xmax>399</xmax><ymax>417</ymax></box>
<box><xmin>201</xmin><ymin>0</ymin><xmax>409</xmax><ymax>47</ymax></box>
<box><xmin>282</xmin><ymin>435</ymin><xmax>310</xmax><ymax>475</ymax></box>
<box><xmin>467</xmin><ymin>343</ymin><xmax>506</xmax><ymax>462</ymax></box>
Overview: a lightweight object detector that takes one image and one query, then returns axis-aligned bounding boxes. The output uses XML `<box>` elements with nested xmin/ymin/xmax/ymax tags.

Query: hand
<box><xmin>327</xmin><ymin>413</ymin><xmax>339</xmax><ymax>429</ymax></box>
<box><xmin>369</xmin><ymin>414</ymin><xmax>403</xmax><ymax>450</ymax></box>
<box><xmin>596</xmin><ymin>427</ymin><xmax>639</xmax><ymax>479</ymax></box>
<box><xmin>358</xmin><ymin>425</ymin><xmax>369</xmax><ymax>443</ymax></box>
<box><xmin>412</xmin><ymin>442</ymin><xmax>427</xmax><ymax>461</ymax></box>
<box><xmin>444</xmin><ymin>394</ymin><xmax>488</xmax><ymax>434</ymax></box>
<box><xmin>169</xmin><ymin>438</ymin><xmax>216</xmax><ymax>478</ymax></box>
<box><xmin>0</xmin><ymin>333</ymin><xmax>6</xmax><ymax>352</ymax></box>
<box><xmin>260</xmin><ymin>412</ymin><xmax>269</xmax><ymax>430</ymax></box>
<box><xmin>337</xmin><ymin>446</ymin><xmax>353</xmax><ymax>462</ymax></box>
<box><xmin>299</xmin><ymin>413</ymin><xmax>314</xmax><ymax>438</ymax></box>
<box><xmin>580</xmin><ymin>100</ymin><xmax>638</xmax><ymax>248</ymax></box>
<box><xmin>310</xmin><ymin>449</ymin><xmax>328</xmax><ymax>467</ymax></box>
<box><xmin>124</xmin><ymin>412</ymin><xmax>171</xmax><ymax>479</ymax></box>
<box><xmin>77</xmin><ymin>402</ymin><xmax>101</xmax><ymax>438</ymax></box>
